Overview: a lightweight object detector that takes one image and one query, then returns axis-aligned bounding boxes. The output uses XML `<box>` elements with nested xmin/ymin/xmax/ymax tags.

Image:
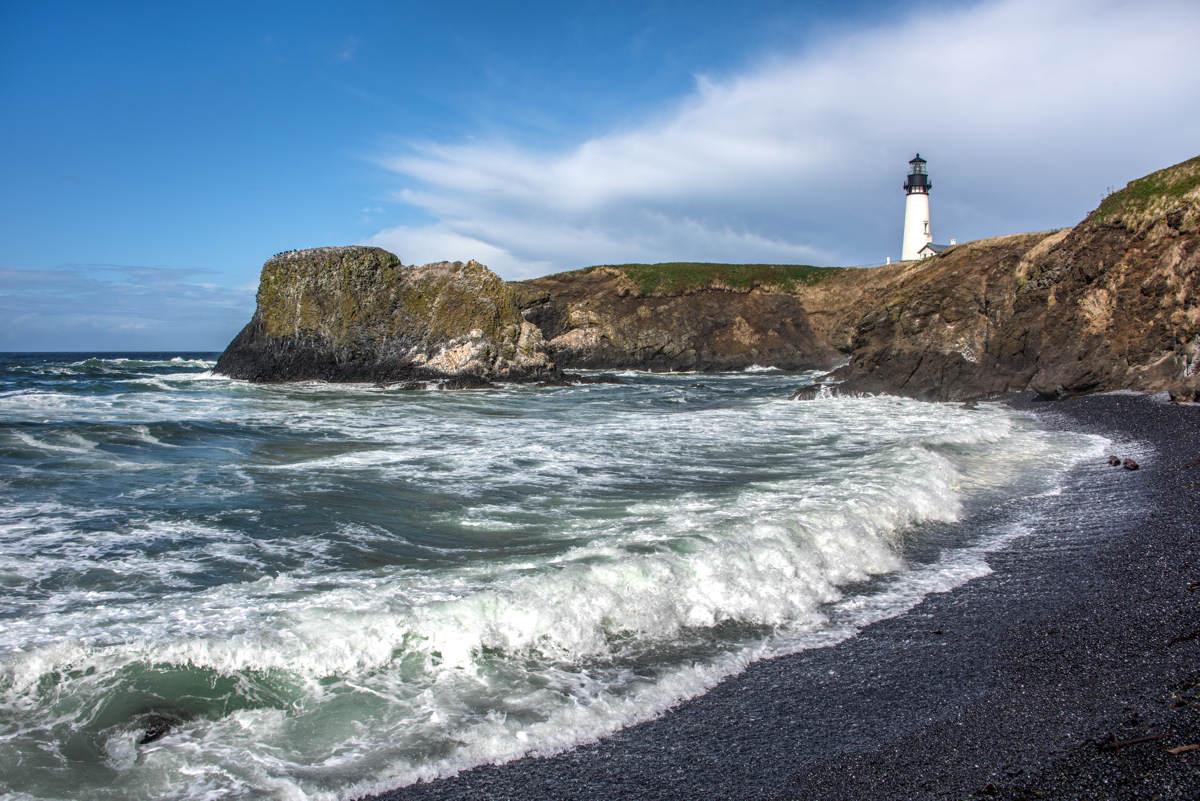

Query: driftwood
<box><xmin>1167</xmin><ymin>743</ymin><xmax>1200</xmax><ymax>755</ymax></box>
<box><xmin>1097</xmin><ymin>732</ymin><xmax>1167</xmax><ymax>752</ymax></box>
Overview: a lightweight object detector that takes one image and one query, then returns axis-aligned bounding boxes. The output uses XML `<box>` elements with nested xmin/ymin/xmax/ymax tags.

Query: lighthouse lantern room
<box><xmin>901</xmin><ymin>153</ymin><xmax>934</xmax><ymax>261</ymax></box>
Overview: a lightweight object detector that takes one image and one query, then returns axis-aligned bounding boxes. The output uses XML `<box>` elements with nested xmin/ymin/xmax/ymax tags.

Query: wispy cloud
<box><xmin>370</xmin><ymin>0</ymin><xmax>1200</xmax><ymax>275</ymax></box>
<box><xmin>0</xmin><ymin>264</ymin><xmax>254</xmax><ymax>351</ymax></box>
<box><xmin>337</xmin><ymin>35</ymin><xmax>359</xmax><ymax>62</ymax></box>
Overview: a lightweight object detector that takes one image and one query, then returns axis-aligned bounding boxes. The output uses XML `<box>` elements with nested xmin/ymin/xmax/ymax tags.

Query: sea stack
<box><xmin>215</xmin><ymin>246</ymin><xmax>557</xmax><ymax>383</ymax></box>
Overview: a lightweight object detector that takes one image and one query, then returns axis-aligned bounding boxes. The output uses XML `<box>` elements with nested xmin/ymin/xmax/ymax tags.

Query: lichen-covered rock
<box><xmin>218</xmin><ymin>156</ymin><xmax>1200</xmax><ymax>399</ymax></box>
<box><xmin>216</xmin><ymin>247</ymin><xmax>556</xmax><ymax>383</ymax></box>
<box><xmin>511</xmin><ymin>265</ymin><xmax>843</xmax><ymax>372</ymax></box>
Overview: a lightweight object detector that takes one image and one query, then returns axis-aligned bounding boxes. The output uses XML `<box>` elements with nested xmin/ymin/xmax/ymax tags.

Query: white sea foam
<box><xmin>64</xmin><ymin>356</ymin><xmax>217</xmax><ymax>369</ymax></box>
<box><xmin>0</xmin><ymin>367</ymin><xmax>1109</xmax><ymax>801</ymax></box>
<box><xmin>11</xmin><ymin>430</ymin><xmax>98</xmax><ymax>454</ymax></box>
<box><xmin>129</xmin><ymin>424</ymin><xmax>172</xmax><ymax>446</ymax></box>
<box><xmin>160</xmin><ymin>369</ymin><xmax>227</xmax><ymax>382</ymax></box>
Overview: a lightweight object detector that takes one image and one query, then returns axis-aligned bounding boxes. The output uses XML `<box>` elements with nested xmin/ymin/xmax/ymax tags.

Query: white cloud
<box><xmin>367</xmin><ymin>224</ymin><xmax>555</xmax><ymax>278</ymax></box>
<box><xmin>371</xmin><ymin>0</ymin><xmax>1200</xmax><ymax>275</ymax></box>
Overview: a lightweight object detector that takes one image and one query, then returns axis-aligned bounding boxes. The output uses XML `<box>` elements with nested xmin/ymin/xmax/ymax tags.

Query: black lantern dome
<box><xmin>904</xmin><ymin>153</ymin><xmax>931</xmax><ymax>194</ymax></box>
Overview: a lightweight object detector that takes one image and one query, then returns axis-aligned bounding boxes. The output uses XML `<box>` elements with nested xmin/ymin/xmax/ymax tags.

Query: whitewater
<box><xmin>0</xmin><ymin>353</ymin><xmax>1107</xmax><ymax>801</ymax></box>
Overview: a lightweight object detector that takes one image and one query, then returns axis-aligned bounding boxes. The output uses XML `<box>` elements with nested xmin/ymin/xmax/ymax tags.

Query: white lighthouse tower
<box><xmin>901</xmin><ymin>153</ymin><xmax>933</xmax><ymax>261</ymax></box>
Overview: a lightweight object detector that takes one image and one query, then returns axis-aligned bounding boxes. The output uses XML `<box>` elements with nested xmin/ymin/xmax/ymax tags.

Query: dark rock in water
<box><xmin>572</xmin><ymin>373</ymin><xmax>622</xmax><ymax>385</ymax></box>
<box><xmin>437</xmin><ymin>375</ymin><xmax>498</xmax><ymax>390</ymax></box>
<box><xmin>790</xmin><ymin>383</ymin><xmax>834</xmax><ymax>401</ymax></box>
<box><xmin>536</xmin><ymin>372</ymin><xmax>622</xmax><ymax>387</ymax></box>
<box><xmin>1109</xmin><ymin>455</ymin><xmax>1123</xmax><ymax>466</ymax></box>
<box><xmin>1123</xmin><ymin>458</ymin><xmax>1140</xmax><ymax>470</ymax></box>
<box><xmin>136</xmin><ymin>713</ymin><xmax>180</xmax><ymax>746</ymax></box>
<box><xmin>385</xmin><ymin>376</ymin><xmax>499</xmax><ymax>391</ymax></box>
<box><xmin>216</xmin><ymin>247</ymin><xmax>557</xmax><ymax>384</ymax></box>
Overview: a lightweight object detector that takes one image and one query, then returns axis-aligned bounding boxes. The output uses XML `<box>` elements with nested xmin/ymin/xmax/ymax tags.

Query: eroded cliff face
<box><xmin>511</xmin><ymin>265</ymin><xmax>843</xmax><ymax>372</ymax></box>
<box><xmin>818</xmin><ymin>231</ymin><xmax>1064</xmax><ymax>400</ymax></box>
<box><xmin>832</xmin><ymin>155</ymin><xmax>1200</xmax><ymax>400</ymax></box>
<box><xmin>218</xmin><ymin>157</ymin><xmax>1200</xmax><ymax>398</ymax></box>
<box><xmin>1009</xmin><ymin>158</ymin><xmax>1200</xmax><ymax>399</ymax></box>
<box><xmin>215</xmin><ymin>247</ymin><xmax>554</xmax><ymax>383</ymax></box>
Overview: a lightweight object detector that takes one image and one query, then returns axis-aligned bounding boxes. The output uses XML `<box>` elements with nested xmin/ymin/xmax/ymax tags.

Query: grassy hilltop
<box><xmin>571</xmin><ymin>262</ymin><xmax>843</xmax><ymax>296</ymax></box>
<box><xmin>1093</xmin><ymin>154</ymin><xmax>1200</xmax><ymax>221</ymax></box>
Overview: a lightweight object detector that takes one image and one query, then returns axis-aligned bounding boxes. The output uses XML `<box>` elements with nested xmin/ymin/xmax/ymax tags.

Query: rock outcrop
<box><xmin>511</xmin><ymin>264</ymin><xmax>844</xmax><ymax>372</ymax></box>
<box><xmin>218</xmin><ymin>156</ymin><xmax>1200</xmax><ymax>400</ymax></box>
<box><xmin>814</xmin><ymin>231</ymin><xmax>1062</xmax><ymax>400</ymax></box>
<box><xmin>215</xmin><ymin>247</ymin><xmax>555</xmax><ymax>383</ymax></box>
<box><xmin>830</xmin><ymin>155</ymin><xmax>1200</xmax><ymax>400</ymax></box>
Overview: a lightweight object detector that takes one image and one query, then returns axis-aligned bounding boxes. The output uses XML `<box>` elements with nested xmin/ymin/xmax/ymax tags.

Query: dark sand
<box><xmin>371</xmin><ymin>393</ymin><xmax>1200</xmax><ymax>801</ymax></box>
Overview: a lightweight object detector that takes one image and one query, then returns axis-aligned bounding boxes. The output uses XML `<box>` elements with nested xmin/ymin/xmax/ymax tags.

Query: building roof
<box><xmin>918</xmin><ymin>242</ymin><xmax>951</xmax><ymax>254</ymax></box>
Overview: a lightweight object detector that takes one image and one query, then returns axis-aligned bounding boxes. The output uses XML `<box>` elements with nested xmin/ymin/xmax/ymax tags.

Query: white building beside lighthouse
<box><xmin>901</xmin><ymin>153</ymin><xmax>933</xmax><ymax>261</ymax></box>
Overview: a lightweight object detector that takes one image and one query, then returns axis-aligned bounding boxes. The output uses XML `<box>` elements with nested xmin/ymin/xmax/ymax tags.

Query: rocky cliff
<box><xmin>215</xmin><ymin>247</ymin><xmax>554</xmax><ymax>383</ymax></box>
<box><xmin>511</xmin><ymin>263</ymin><xmax>844</xmax><ymax>372</ymax></box>
<box><xmin>830</xmin><ymin>155</ymin><xmax>1200</xmax><ymax>400</ymax></box>
<box><xmin>503</xmin><ymin>155</ymin><xmax>1199</xmax><ymax>400</ymax></box>
<box><xmin>218</xmin><ymin>156</ymin><xmax>1199</xmax><ymax>399</ymax></box>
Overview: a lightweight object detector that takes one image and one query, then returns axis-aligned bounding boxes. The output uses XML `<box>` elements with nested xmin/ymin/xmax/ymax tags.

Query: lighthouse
<box><xmin>901</xmin><ymin>153</ymin><xmax>933</xmax><ymax>261</ymax></box>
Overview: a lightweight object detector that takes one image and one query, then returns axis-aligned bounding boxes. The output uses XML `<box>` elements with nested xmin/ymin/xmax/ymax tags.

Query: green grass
<box><xmin>578</xmin><ymin>262</ymin><xmax>842</xmax><ymax>296</ymax></box>
<box><xmin>1095</xmin><ymin>155</ymin><xmax>1200</xmax><ymax>219</ymax></box>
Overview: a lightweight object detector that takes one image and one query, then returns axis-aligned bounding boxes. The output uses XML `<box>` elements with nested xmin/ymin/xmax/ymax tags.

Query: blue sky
<box><xmin>2</xmin><ymin>0</ymin><xmax>1199</xmax><ymax>351</ymax></box>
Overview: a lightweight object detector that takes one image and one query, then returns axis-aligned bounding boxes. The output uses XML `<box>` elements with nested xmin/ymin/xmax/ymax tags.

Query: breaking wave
<box><xmin>0</xmin><ymin>354</ymin><xmax>1107</xmax><ymax>801</ymax></box>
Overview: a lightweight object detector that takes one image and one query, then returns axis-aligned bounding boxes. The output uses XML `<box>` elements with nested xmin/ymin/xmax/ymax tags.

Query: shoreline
<box><xmin>368</xmin><ymin>393</ymin><xmax>1200</xmax><ymax>800</ymax></box>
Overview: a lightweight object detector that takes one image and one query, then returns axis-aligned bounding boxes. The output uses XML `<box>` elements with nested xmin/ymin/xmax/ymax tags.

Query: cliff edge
<box><xmin>511</xmin><ymin>263</ymin><xmax>845</xmax><ymax>372</ymax></box>
<box><xmin>217</xmin><ymin>155</ymin><xmax>1199</xmax><ymax>399</ymax></box>
<box><xmin>215</xmin><ymin>247</ymin><xmax>554</xmax><ymax>383</ymax></box>
<box><xmin>831</xmin><ymin>155</ymin><xmax>1200</xmax><ymax>400</ymax></box>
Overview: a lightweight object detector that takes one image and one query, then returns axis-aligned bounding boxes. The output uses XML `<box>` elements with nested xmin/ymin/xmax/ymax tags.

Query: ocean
<box><xmin>0</xmin><ymin>353</ymin><xmax>1106</xmax><ymax>801</ymax></box>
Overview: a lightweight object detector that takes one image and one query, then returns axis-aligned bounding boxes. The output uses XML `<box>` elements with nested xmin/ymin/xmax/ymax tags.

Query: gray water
<box><xmin>0</xmin><ymin>354</ymin><xmax>1106</xmax><ymax>800</ymax></box>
